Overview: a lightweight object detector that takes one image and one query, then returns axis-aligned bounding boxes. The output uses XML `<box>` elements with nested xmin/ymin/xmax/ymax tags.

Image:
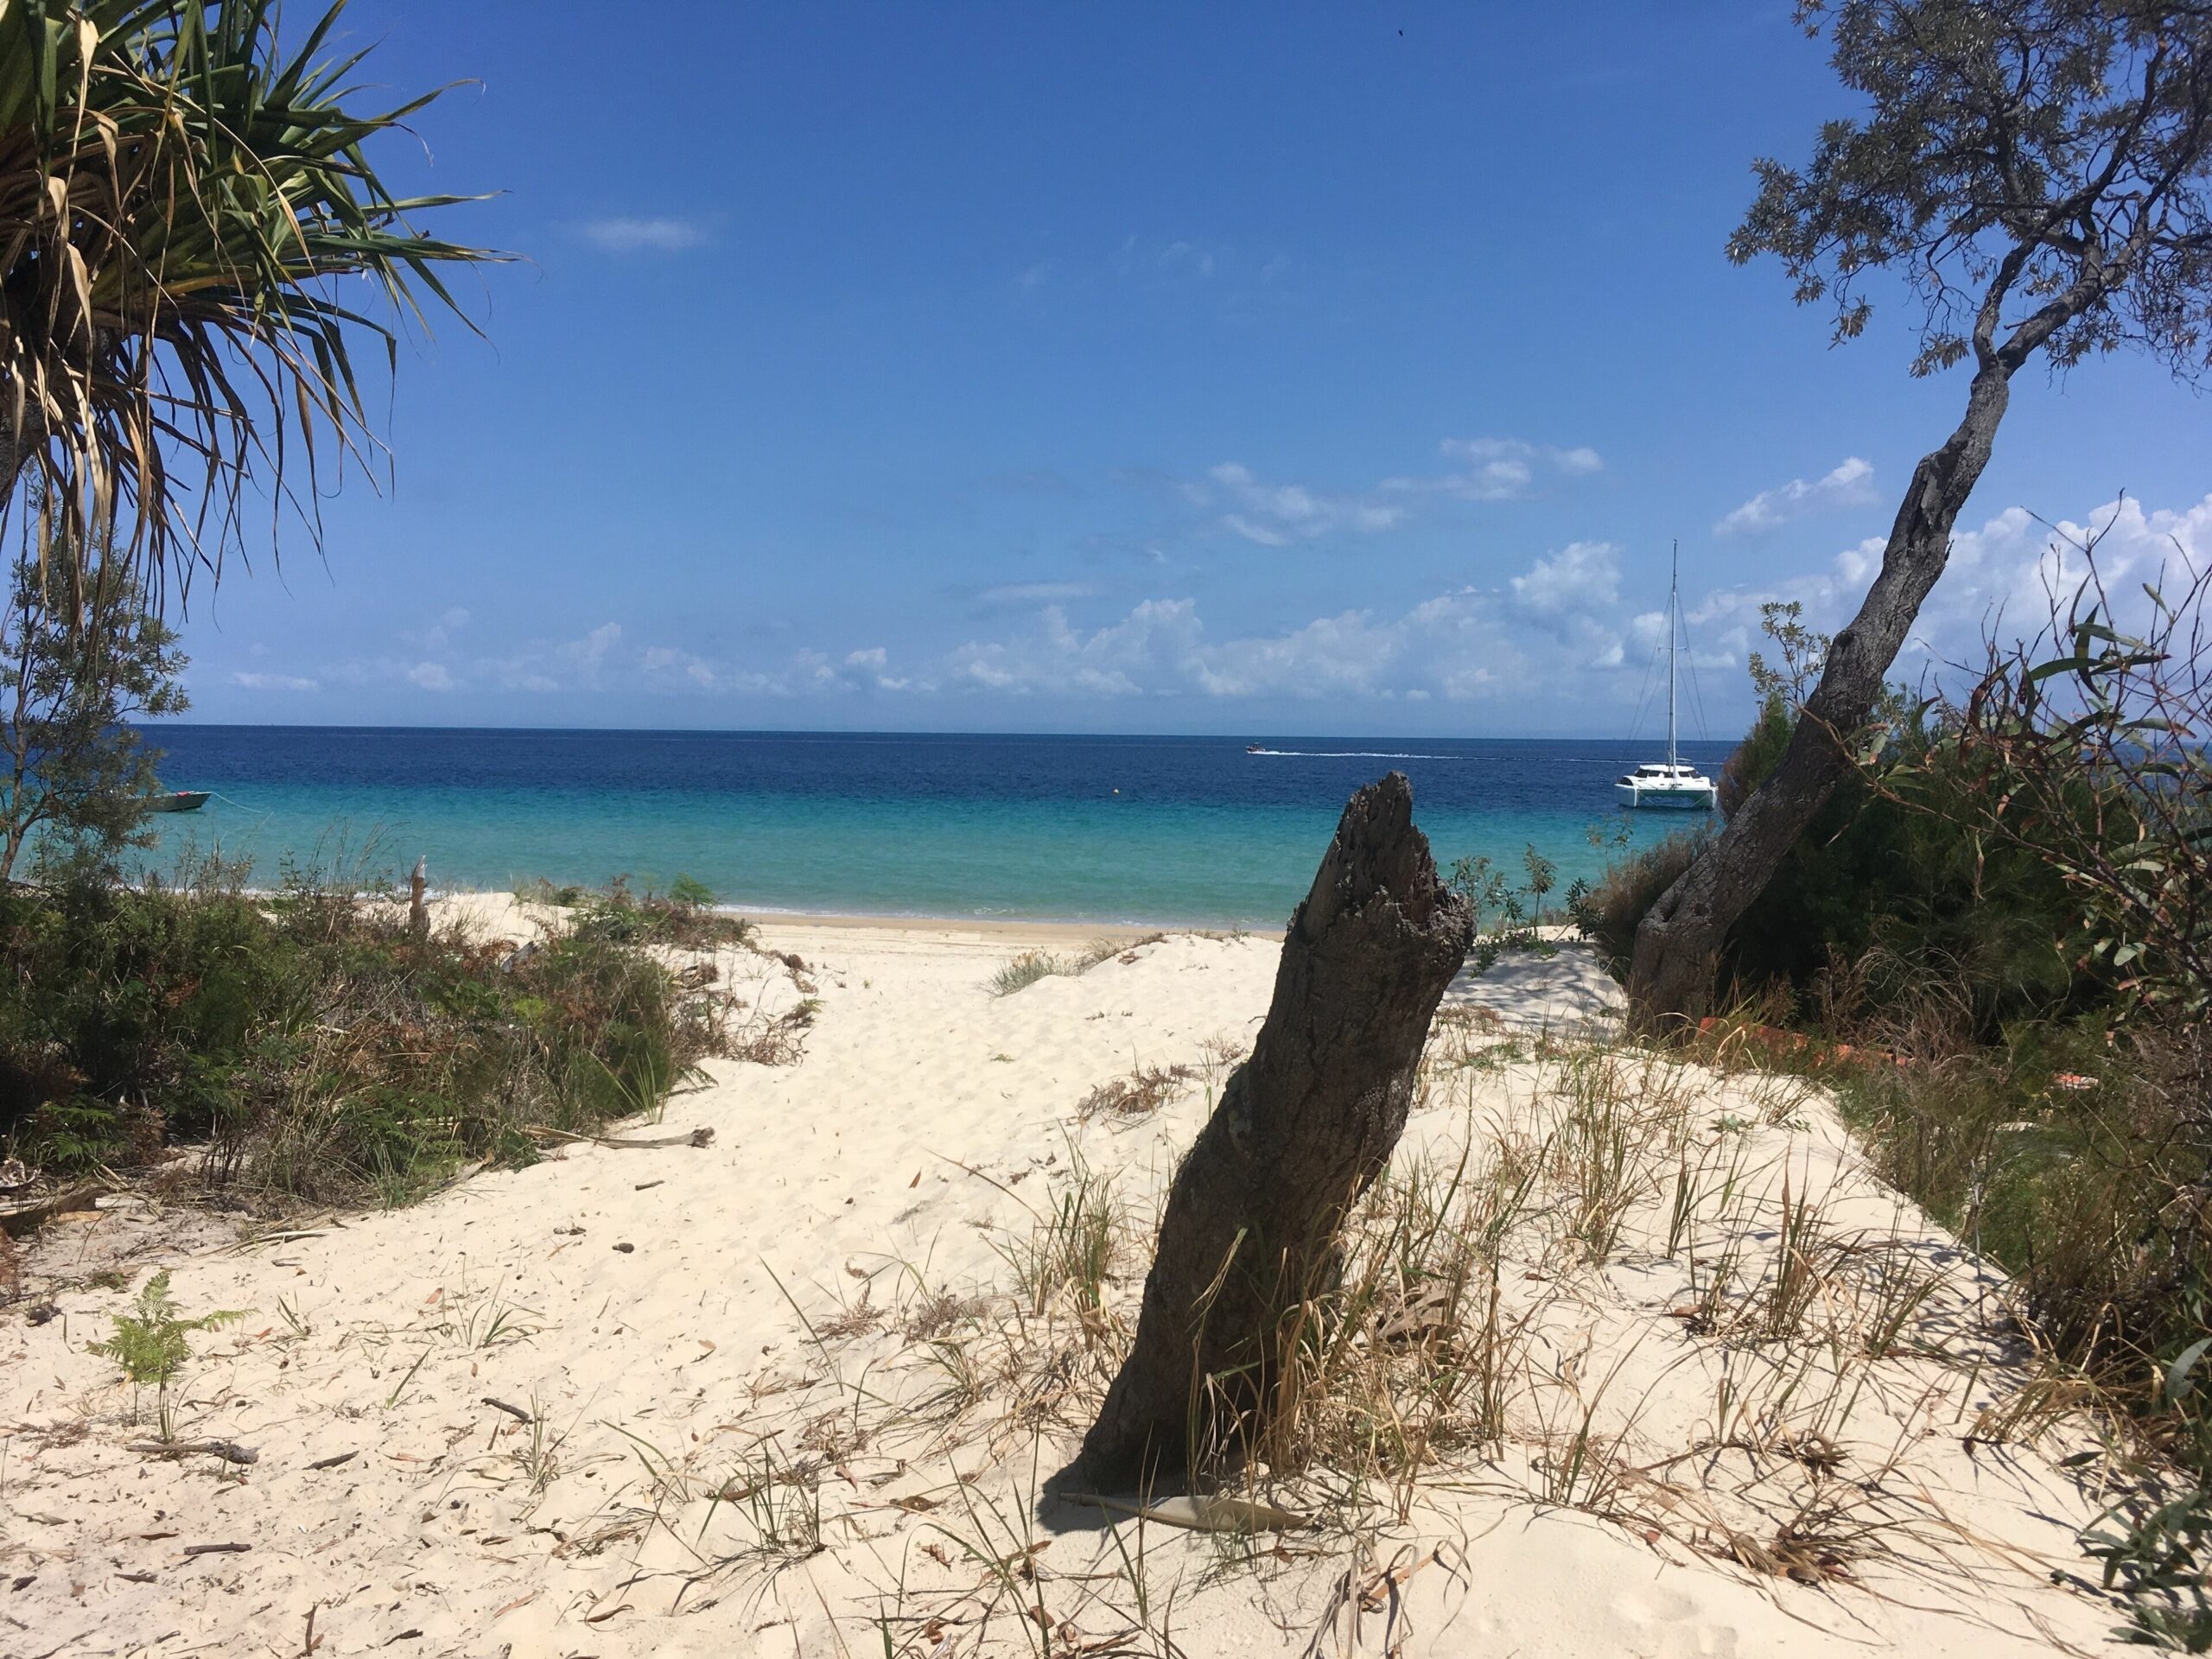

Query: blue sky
<box><xmin>172</xmin><ymin>1</ymin><xmax>2211</xmax><ymax>738</ymax></box>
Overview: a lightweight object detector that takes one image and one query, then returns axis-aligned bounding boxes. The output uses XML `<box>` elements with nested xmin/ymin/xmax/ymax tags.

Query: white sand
<box><xmin>3</xmin><ymin>906</ymin><xmax>2133</xmax><ymax>1656</ymax></box>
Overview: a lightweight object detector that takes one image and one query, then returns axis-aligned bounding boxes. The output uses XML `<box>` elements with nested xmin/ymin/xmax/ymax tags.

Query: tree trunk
<box><xmin>1625</xmin><ymin>361</ymin><xmax>2014</xmax><ymax>1032</ymax></box>
<box><xmin>1076</xmin><ymin>772</ymin><xmax>1472</xmax><ymax>1484</ymax></box>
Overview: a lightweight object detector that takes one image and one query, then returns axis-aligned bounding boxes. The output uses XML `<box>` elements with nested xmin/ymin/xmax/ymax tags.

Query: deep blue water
<box><xmin>131</xmin><ymin>727</ymin><xmax>1733</xmax><ymax>926</ymax></box>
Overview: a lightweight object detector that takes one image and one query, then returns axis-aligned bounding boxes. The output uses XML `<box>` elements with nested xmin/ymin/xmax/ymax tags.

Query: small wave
<box><xmin>1247</xmin><ymin>749</ymin><xmax>1458</xmax><ymax>760</ymax></box>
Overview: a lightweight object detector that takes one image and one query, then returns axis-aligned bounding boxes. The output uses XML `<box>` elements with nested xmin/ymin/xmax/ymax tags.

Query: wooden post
<box><xmin>408</xmin><ymin>855</ymin><xmax>429</xmax><ymax>939</ymax></box>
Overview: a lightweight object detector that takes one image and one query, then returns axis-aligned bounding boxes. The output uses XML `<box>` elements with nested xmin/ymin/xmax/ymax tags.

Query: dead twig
<box><xmin>128</xmin><ymin>1439</ymin><xmax>259</xmax><ymax>1465</ymax></box>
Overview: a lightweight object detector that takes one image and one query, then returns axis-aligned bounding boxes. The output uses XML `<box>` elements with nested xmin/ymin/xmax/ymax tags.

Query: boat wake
<box><xmin>1246</xmin><ymin>749</ymin><xmax>1458</xmax><ymax>760</ymax></box>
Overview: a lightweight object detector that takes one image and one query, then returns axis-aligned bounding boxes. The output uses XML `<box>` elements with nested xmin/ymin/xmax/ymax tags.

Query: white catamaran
<box><xmin>1617</xmin><ymin>544</ymin><xmax>1717</xmax><ymax>810</ymax></box>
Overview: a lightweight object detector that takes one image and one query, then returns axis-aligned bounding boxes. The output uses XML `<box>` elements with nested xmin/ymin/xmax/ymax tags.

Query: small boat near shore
<box><xmin>144</xmin><ymin>791</ymin><xmax>211</xmax><ymax>814</ymax></box>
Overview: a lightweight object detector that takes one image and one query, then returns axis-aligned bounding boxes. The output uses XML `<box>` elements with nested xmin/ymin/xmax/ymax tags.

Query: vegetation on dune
<box><xmin>0</xmin><ymin>858</ymin><xmax>769</xmax><ymax>1207</ymax></box>
<box><xmin>1590</xmin><ymin>604</ymin><xmax>2094</xmax><ymax>1036</ymax></box>
<box><xmin>1586</xmin><ymin>552</ymin><xmax>2212</xmax><ymax>1645</ymax></box>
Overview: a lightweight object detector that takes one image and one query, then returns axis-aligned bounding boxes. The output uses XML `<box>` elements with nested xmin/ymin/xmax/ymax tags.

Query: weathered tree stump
<box><xmin>1077</xmin><ymin>772</ymin><xmax>1472</xmax><ymax>1483</ymax></box>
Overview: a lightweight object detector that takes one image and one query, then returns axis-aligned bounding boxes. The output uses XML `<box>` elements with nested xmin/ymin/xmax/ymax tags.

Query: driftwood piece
<box><xmin>1</xmin><ymin>1182</ymin><xmax>105</xmax><ymax>1237</ymax></box>
<box><xmin>529</xmin><ymin>1126</ymin><xmax>713</xmax><ymax>1150</ymax></box>
<box><xmin>1077</xmin><ymin>772</ymin><xmax>1471</xmax><ymax>1481</ymax></box>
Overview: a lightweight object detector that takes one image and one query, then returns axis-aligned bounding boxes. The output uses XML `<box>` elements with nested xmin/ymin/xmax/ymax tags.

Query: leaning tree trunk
<box><xmin>1625</xmin><ymin>359</ymin><xmax>2016</xmax><ymax>1032</ymax></box>
<box><xmin>1077</xmin><ymin>772</ymin><xmax>1472</xmax><ymax>1484</ymax></box>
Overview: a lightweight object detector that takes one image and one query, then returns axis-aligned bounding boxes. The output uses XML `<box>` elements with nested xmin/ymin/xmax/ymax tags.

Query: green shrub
<box><xmin>0</xmin><ymin>869</ymin><xmax>743</xmax><ymax>1205</ymax></box>
<box><xmin>562</xmin><ymin>873</ymin><xmax>757</xmax><ymax>951</ymax></box>
<box><xmin>1585</xmin><ymin>702</ymin><xmax>2088</xmax><ymax>1035</ymax></box>
<box><xmin>1570</xmin><ymin>830</ymin><xmax>1707</xmax><ymax>979</ymax></box>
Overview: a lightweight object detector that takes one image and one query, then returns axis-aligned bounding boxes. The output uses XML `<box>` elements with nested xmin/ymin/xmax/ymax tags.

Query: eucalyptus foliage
<box><xmin>1632</xmin><ymin>0</ymin><xmax>2212</xmax><ymax>1025</ymax></box>
<box><xmin>1738</xmin><ymin>1</ymin><xmax>2212</xmax><ymax>379</ymax></box>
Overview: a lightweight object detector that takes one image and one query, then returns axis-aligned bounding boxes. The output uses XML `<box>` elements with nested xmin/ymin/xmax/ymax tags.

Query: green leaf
<box><xmin>2165</xmin><ymin>1338</ymin><xmax>2212</xmax><ymax>1407</ymax></box>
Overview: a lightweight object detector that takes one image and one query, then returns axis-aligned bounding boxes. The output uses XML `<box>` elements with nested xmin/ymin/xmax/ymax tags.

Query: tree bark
<box><xmin>1076</xmin><ymin>772</ymin><xmax>1472</xmax><ymax>1484</ymax></box>
<box><xmin>1625</xmin><ymin>361</ymin><xmax>2014</xmax><ymax>1031</ymax></box>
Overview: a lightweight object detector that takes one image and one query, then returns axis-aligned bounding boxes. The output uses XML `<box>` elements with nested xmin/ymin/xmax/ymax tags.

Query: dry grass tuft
<box><xmin>1077</xmin><ymin>1063</ymin><xmax>1198</xmax><ymax>1122</ymax></box>
<box><xmin>990</xmin><ymin>934</ymin><xmax>1171</xmax><ymax>995</ymax></box>
<box><xmin>728</xmin><ymin>1018</ymin><xmax>2119</xmax><ymax>1643</ymax></box>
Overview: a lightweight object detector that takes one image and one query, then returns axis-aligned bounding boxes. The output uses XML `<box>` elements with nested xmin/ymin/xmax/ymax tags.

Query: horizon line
<box><xmin>138</xmin><ymin>719</ymin><xmax>1738</xmax><ymax>746</ymax></box>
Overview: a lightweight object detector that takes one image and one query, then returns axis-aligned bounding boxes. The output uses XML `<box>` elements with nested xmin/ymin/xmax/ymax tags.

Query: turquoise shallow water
<box><xmin>135</xmin><ymin>728</ymin><xmax>1732</xmax><ymax>927</ymax></box>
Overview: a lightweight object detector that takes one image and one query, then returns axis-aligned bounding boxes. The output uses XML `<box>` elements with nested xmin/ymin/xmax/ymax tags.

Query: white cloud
<box><xmin>1715</xmin><ymin>456</ymin><xmax>1878</xmax><ymax>536</ymax></box>
<box><xmin>231</xmin><ymin>671</ymin><xmax>318</xmax><ymax>692</ymax></box>
<box><xmin>1911</xmin><ymin>493</ymin><xmax>2210</xmax><ymax>658</ymax></box>
<box><xmin>1118</xmin><ymin>235</ymin><xmax>1224</xmax><ymax>283</ymax></box>
<box><xmin>950</xmin><ymin>599</ymin><xmax>1203</xmax><ymax>696</ymax></box>
<box><xmin>1188</xmin><ymin>437</ymin><xmax>1600</xmax><ymax>549</ymax></box>
<box><xmin>1688</xmin><ymin>492</ymin><xmax>2212</xmax><ymax>686</ymax></box>
<box><xmin>1510</xmin><ymin>540</ymin><xmax>1621</xmax><ymax>620</ymax></box>
<box><xmin>1157</xmin><ymin>240</ymin><xmax>1215</xmax><ymax>278</ymax></box>
<box><xmin>404</xmin><ymin>607</ymin><xmax>471</xmax><ymax>651</ymax></box>
<box><xmin>407</xmin><ymin>661</ymin><xmax>456</xmax><ymax>692</ymax></box>
<box><xmin>577</xmin><ymin>216</ymin><xmax>709</xmax><ymax>254</ymax></box>
<box><xmin>431</xmin><ymin>621</ymin><xmax>629</xmax><ymax>696</ymax></box>
<box><xmin>845</xmin><ymin>647</ymin><xmax>888</xmax><ymax>670</ymax></box>
<box><xmin>943</xmin><ymin>586</ymin><xmax>1564</xmax><ymax>704</ymax></box>
<box><xmin>976</xmin><ymin>581</ymin><xmax>1100</xmax><ymax>607</ymax></box>
<box><xmin>641</xmin><ymin>645</ymin><xmax>718</xmax><ymax>690</ymax></box>
<box><xmin>1385</xmin><ymin>437</ymin><xmax>1605</xmax><ymax>503</ymax></box>
<box><xmin>1200</xmin><ymin>462</ymin><xmax>1405</xmax><ymax>546</ymax></box>
<box><xmin>571</xmin><ymin>622</ymin><xmax>621</xmax><ymax>669</ymax></box>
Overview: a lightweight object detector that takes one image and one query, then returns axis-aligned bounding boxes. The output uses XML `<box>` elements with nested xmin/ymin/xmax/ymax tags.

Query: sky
<box><xmin>166</xmin><ymin>1</ymin><xmax>2212</xmax><ymax>739</ymax></box>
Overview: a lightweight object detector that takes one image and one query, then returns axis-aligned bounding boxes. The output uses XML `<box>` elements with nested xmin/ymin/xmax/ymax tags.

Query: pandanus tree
<box><xmin>0</xmin><ymin>0</ymin><xmax>499</xmax><ymax>623</ymax></box>
<box><xmin>1630</xmin><ymin>0</ymin><xmax>2212</xmax><ymax>1028</ymax></box>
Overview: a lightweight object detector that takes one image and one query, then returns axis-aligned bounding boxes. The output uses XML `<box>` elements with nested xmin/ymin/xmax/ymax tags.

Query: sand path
<box><xmin>3</xmin><ymin>912</ymin><xmax>2133</xmax><ymax>1656</ymax></box>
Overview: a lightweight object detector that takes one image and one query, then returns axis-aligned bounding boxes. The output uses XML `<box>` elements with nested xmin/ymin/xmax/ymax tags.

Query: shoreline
<box><xmin>431</xmin><ymin>886</ymin><xmax>1291</xmax><ymax>940</ymax></box>
<box><xmin>429</xmin><ymin>888</ymin><xmax>1285</xmax><ymax>950</ymax></box>
<box><xmin>741</xmin><ymin>909</ymin><xmax>1281</xmax><ymax>947</ymax></box>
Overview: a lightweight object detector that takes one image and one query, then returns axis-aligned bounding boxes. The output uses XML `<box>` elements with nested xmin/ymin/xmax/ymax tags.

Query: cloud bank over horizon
<box><xmin>182</xmin><ymin>483</ymin><xmax>2212</xmax><ymax>737</ymax></box>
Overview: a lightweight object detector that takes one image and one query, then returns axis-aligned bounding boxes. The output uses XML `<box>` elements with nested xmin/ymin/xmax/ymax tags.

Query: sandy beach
<box><xmin>3</xmin><ymin>902</ymin><xmax>2134</xmax><ymax>1656</ymax></box>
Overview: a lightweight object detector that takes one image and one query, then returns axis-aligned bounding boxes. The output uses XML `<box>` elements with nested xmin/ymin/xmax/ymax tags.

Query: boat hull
<box><xmin>144</xmin><ymin>791</ymin><xmax>210</xmax><ymax>814</ymax></box>
<box><xmin>1616</xmin><ymin>783</ymin><xmax>1713</xmax><ymax>810</ymax></box>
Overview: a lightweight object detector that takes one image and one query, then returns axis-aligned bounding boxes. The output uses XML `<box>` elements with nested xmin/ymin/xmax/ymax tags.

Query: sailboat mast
<box><xmin>1667</xmin><ymin>541</ymin><xmax>1679</xmax><ymax>770</ymax></box>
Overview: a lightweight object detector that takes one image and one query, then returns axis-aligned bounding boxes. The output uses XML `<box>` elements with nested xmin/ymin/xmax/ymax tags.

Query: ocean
<box><xmin>132</xmin><ymin>727</ymin><xmax>1734</xmax><ymax>927</ymax></box>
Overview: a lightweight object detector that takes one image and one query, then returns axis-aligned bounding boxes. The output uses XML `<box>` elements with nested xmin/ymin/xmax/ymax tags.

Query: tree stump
<box><xmin>1077</xmin><ymin>772</ymin><xmax>1472</xmax><ymax>1483</ymax></box>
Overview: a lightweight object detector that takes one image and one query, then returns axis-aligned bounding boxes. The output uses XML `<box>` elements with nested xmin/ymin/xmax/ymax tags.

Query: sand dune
<box><xmin>3</xmin><ymin>908</ymin><xmax>2133</xmax><ymax>1656</ymax></box>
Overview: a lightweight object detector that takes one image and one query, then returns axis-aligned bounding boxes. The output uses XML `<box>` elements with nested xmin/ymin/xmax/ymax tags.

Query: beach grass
<box><xmin>0</xmin><ymin>861</ymin><xmax>799</xmax><ymax>1207</ymax></box>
